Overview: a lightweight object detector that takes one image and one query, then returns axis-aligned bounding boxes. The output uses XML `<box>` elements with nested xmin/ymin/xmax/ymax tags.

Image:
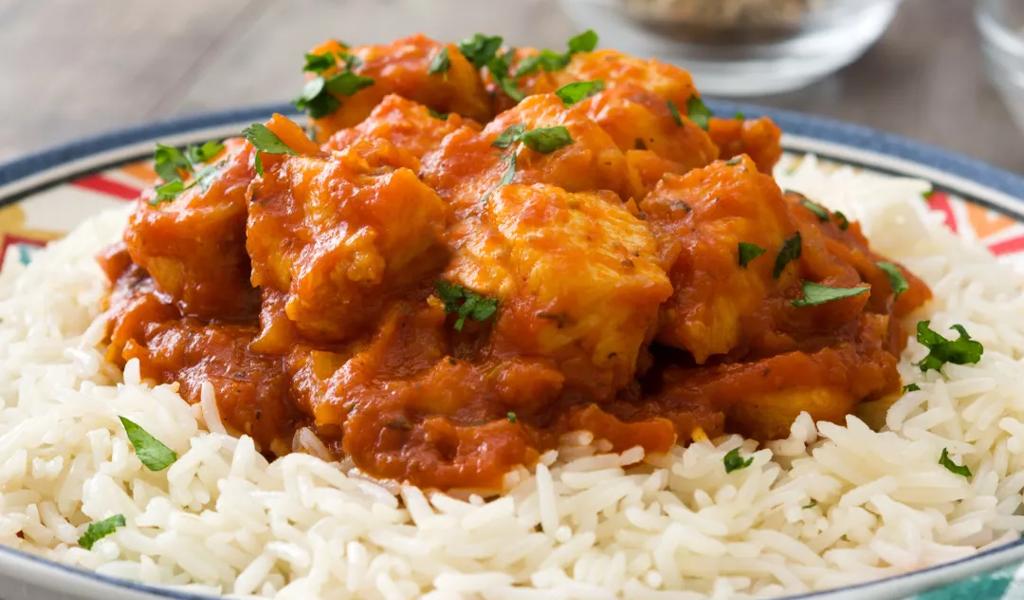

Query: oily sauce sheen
<box><xmin>100</xmin><ymin>34</ymin><xmax>931</xmax><ymax>490</ymax></box>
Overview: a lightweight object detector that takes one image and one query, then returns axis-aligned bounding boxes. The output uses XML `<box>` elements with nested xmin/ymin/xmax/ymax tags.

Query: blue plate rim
<box><xmin>0</xmin><ymin>100</ymin><xmax>1022</xmax><ymax>600</ymax></box>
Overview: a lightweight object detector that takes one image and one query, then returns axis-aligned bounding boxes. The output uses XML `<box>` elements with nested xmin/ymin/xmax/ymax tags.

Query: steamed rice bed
<box><xmin>1</xmin><ymin>155</ymin><xmax>1023</xmax><ymax>599</ymax></box>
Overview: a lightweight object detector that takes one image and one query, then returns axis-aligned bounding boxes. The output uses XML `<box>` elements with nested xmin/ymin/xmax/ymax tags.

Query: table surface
<box><xmin>1</xmin><ymin>0</ymin><xmax>1021</xmax><ymax>174</ymax></box>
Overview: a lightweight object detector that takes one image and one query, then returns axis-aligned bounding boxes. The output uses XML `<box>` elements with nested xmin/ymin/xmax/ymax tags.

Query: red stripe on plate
<box><xmin>926</xmin><ymin>192</ymin><xmax>957</xmax><ymax>233</ymax></box>
<box><xmin>988</xmin><ymin>234</ymin><xmax>1024</xmax><ymax>256</ymax></box>
<box><xmin>71</xmin><ymin>174</ymin><xmax>141</xmax><ymax>201</ymax></box>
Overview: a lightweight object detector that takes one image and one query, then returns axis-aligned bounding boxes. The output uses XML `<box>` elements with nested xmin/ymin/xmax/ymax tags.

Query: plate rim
<box><xmin>0</xmin><ymin>100</ymin><xmax>1023</xmax><ymax>600</ymax></box>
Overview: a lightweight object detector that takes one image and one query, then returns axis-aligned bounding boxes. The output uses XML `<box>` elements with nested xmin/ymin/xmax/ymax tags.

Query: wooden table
<box><xmin>1</xmin><ymin>0</ymin><xmax>1020</xmax><ymax>173</ymax></box>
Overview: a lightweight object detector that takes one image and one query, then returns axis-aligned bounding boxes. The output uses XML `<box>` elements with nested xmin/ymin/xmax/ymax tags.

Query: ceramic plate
<box><xmin>1</xmin><ymin>101</ymin><xmax>1024</xmax><ymax>600</ymax></box>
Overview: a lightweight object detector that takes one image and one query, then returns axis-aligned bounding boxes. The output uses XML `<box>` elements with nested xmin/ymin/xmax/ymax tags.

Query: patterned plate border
<box><xmin>0</xmin><ymin>100</ymin><xmax>1023</xmax><ymax>600</ymax></box>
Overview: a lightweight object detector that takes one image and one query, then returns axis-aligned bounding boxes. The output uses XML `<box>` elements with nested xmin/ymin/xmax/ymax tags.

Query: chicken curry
<box><xmin>99</xmin><ymin>32</ymin><xmax>931</xmax><ymax>490</ymax></box>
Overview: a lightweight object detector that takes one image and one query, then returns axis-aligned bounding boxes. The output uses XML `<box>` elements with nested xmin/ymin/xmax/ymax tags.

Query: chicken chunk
<box><xmin>708</xmin><ymin>116</ymin><xmax>783</xmax><ymax>174</ymax></box>
<box><xmin>444</xmin><ymin>183</ymin><xmax>672</xmax><ymax>396</ymax></box>
<box><xmin>247</xmin><ymin>135</ymin><xmax>450</xmax><ymax>343</ymax></box>
<box><xmin>307</xmin><ymin>35</ymin><xmax>492</xmax><ymax>141</ymax></box>
<box><xmin>123</xmin><ymin>139</ymin><xmax>258</xmax><ymax>319</ymax></box>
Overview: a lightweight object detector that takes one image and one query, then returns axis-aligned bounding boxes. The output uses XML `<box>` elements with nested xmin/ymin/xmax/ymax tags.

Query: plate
<box><xmin>1</xmin><ymin>101</ymin><xmax>1023</xmax><ymax>600</ymax></box>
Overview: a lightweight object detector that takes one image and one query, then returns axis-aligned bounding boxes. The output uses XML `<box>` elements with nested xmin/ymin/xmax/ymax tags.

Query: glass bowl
<box><xmin>558</xmin><ymin>0</ymin><xmax>902</xmax><ymax>96</ymax></box>
<box><xmin>976</xmin><ymin>0</ymin><xmax>1024</xmax><ymax>134</ymax></box>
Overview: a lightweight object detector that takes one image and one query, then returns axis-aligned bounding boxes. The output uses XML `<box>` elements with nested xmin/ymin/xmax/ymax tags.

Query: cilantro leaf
<box><xmin>489</xmin><ymin>48</ymin><xmax>525</xmax><ymax>102</ymax></box>
<box><xmin>667</xmin><ymin>100</ymin><xmax>683</xmax><ymax>126</ymax></box>
<box><xmin>797</xmin><ymin>196</ymin><xmax>830</xmax><ymax>222</ymax></box>
<box><xmin>555</xmin><ymin>80</ymin><xmax>604</xmax><ymax>105</ymax></box>
<box><xmin>723</xmin><ymin>448</ymin><xmax>753</xmax><ymax>473</ymax></box>
<box><xmin>834</xmin><ymin>210</ymin><xmax>850</xmax><ymax>230</ymax></box>
<box><xmin>877</xmin><ymin>261</ymin><xmax>909</xmax><ymax>298</ymax></box>
<box><xmin>916</xmin><ymin>321</ymin><xmax>984</xmax><ymax>373</ymax></box>
<box><xmin>773</xmin><ymin>232</ymin><xmax>802</xmax><ymax>279</ymax></box>
<box><xmin>738</xmin><ymin>242</ymin><xmax>766</xmax><ymax>268</ymax></box>
<box><xmin>492</xmin><ymin>123</ymin><xmax>526</xmax><ymax>148</ymax></box>
<box><xmin>428</xmin><ymin>108</ymin><xmax>449</xmax><ymax>120</ymax></box>
<box><xmin>119</xmin><ymin>416</ymin><xmax>177</xmax><ymax>471</ymax></box>
<box><xmin>567</xmin><ymin>29</ymin><xmax>599</xmax><ymax>53</ymax></box>
<box><xmin>243</xmin><ymin>123</ymin><xmax>298</xmax><ymax>176</ymax></box>
<box><xmin>294</xmin><ymin>77</ymin><xmax>340</xmax><ymax>119</ymax></box>
<box><xmin>939</xmin><ymin>448</ymin><xmax>972</xmax><ymax>478</ymax></box>
<box><xmin>434</xmin><ymin>281</ymin><xmax>499</xmax><ymax>331</ymax></box>
<box><xmin>324</xmin><ymin>71</ymin><xmax>375</xmax><ymax>96</ymax></box>
<box><xmin>521</xmin><ymin>126</ymin><xmax>573</xmax><ymax>154</ymax></box>
<box><xmin>153</xmin><ymin>144</ymin><xmax>192</xmax><ymax>182</ymax></box>
<box><xmin>507</xmin><ymin>411</ymin><xmax>518</xmax><ymax>423</ymax></box>
<box><xmin>151</xmin><ymin>180</ymin><xmax>185</xmax><ymax>205</ymax></box>
<box><xmin>792</xmin><ymin>281</ymin><xmax>869</xmax><ymax>307</ymax></box>
<box><xmin>78</xmin><ymin>514</ymin><xmax>126</xmax><ymax>550</ymax></box>
<box><xmin>514</xmin><ymin>50</ymin><xmax>567</xmax><ymax>77</ymax></box>
<box><xmin>303</xmin><ymin>52</ymin><xmax>336</xmax><ymax>74</ymax></box>
<box><xmin>686</xmin><ymin>95</ymin><xmax>713</xmax><ymax>130</ymax></box>
<box><xmin>735</xmin><ymin>111</ymin><xmax>746</xmax><ymax>120</ymax></box>
<box><xmin>458</xmin><ymin>33</ymin><xmax>503</xmax><ymax>68</ymax></box>
<box><xmin>428</xmin><ymin>47</ymin><xmax>451</xmax><ymax>75</ymax></box>
<box><xmin>185</xmin><ymin>140</ymin><xmax>225</xmax><ymax>165</ymax></box>
<box><xmin>903</xmin><ymin>383</ymin><xmax>920</xmax><ymax>392</ymax></box>
<box><xmin>500</xmin><ymin>152</ymin><xmax>516</xmax><ymax>186</ymax></box>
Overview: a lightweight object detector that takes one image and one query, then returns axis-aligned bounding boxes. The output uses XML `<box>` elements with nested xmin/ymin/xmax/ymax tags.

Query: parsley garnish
<box><xmin>723</xmin><ymin>448</ymin><xmax>753</xmax><ymax>473</ymax></box>
<box><xmin>834</xmin><ymin>211</ymin><xmax>850</xmax><ymax>230</ymax></box>
<box><xmin>294</xmin><ymin>60</ymin><xmax>374</xmax><ymax>119</ymax></box>
<box><xmin>428</xmin><ymin>47</ymin><xmax>451</xmax><ymax>75</ymax></box>
<box><xmin>507</xmin><ymin>411</ymin><xmax>518</xmax><ymax>423</ymax></box>
<box><xmin>514</xmin><ymin>29</ymin><xmax>599</xmax><ymax>77</ymax></box>
<box><xmin>153</xmin><ymin>144</ymin><xmax>192</xmax><ymax>182</ymax></box>
<box><xmin>876</xmin><ymin>261</ymin><xmax>909</xmax><ymax>298</ymax></box>
<box><xmin>493</xmin><ymin>123</ymin><xmax>527</xmax><ymax>148</ymax></box>
<box><xmin>735</xmin><ymin>111</ymin><xmax>746</xmax><ymax>120</ymax></box>
<box><xmin>738</xmin><ymin>242</ymin><xmax>766</xmax><ymax>268</ymax></box>
<box><xmin>667</xmin><ymin>100</ymin><xmax>683</xmax><ymax>126</ymax></box>
<box><xmin>555</xmin><ymin>80</ymin><xmax>605</xmax><ymax>105</ymax></box>
<box><xmin>78</xmin><ymin>514</ymin><xmax>126</xmax><ymax>550</ymax></box>
<box><xmin>428</xmin><ymin>108</ymin><xmax>449</xmax><ymax>120</ymax></box>
<box><xmin>303</xmin><ymin>52</ymin><xmax>336</xmax><ymax>74</ymax></box>
<box><xmin>725</xmin><ymin>156</ymin><xmax>742</xmax><ymax>166</ymax></box>
<box><xmin>500</xmin><ymin>152</ymin><xmax>516</xmax><ymax>186</ymax></box>
<box><xmin>792</xmin><ymin>281</ymin><xmax>869</xmax><ymax>307</ymax></box>
<box><xmin>243</xmin><ymin>123</ymin><xmax>298</xmax><ymax>176</ymax></box>
<box><xmin>149</xmin><ymin>140</ymin><xmax>226</xmax><ymax>206</ymax></box>
<box><xmin>119</xmin><ymin>416</ymin><xmax>177</xmax><ymax>471</ymax></box>
<box><xmin>903</xmin><ymin>383</ymin><xmax>921</xmax><ymax>392</ymax></box>
<box><xmin>915</xmin><ymin>321</ymin><xmax>984</xmax><ymax>373</ymax></box>
<box><xmin>521</xmin><ymin>126</ymin><xmax>573</xmax><ymax>153</ymax></box>
<box><xmin>939</xmin><ymin>448</ymin><xmax>972</xmax><ymax>478</ymax></box>
<box><xmin>773</xmin><ymin>232</ymin><xmax>802</xmax><ymax>278</ymax></box>
<box><xmin>686</xmin><ymin>95</ymin><xmax>713</xmax><ymax>130</ymax></box>
<box><xmin>435</xmin><ymin>281</ymin><xmax>499</xmax><ymax>331</ymax></box>
<box><xmin>153</xmin><ymin>180</ymin><xmax>185</xmax><ymax>204</ymax></box>
<box><xmin>185</xmin><ymin>140</ymin><xmax>225</xmax><ymax>165</ymax></box>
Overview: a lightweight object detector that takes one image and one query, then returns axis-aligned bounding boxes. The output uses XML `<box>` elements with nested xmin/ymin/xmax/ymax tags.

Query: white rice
<box><xmin>1</xmin><ymin>155</ymin><xmax>1023</xmax><ymax>599</ymax></box>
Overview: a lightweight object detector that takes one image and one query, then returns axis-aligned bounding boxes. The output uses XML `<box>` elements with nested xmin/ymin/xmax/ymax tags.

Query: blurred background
<box><xmin>1</xmin><ymin>0</ymin><xmax>1021</xmax><ymax>172</ymax></box>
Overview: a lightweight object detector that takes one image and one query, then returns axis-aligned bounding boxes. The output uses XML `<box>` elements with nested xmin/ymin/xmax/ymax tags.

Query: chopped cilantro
<box><xmin>428</xmin><ymin>47</ymin><xmax>451</xmax><ymax>75</ymax></box>
<box><xmin>507</xmin><ymin>411</ymin><xmax>518</xmax><ymax>423</ymax></box>
<box><xmin>153</xmin><ymin>144</ymin><xmax>192</xmax><ymax>182</ymax></box>
<box><xmin>667</xmin><ymin>100</ymin><xmax>683</xmax><ymax>126</ymax></box>
<box><xmin>567</xmin><ymin>29</ymin><xmax>599</xmax><ymax>53</ymax></box>
<box><xmin>798</xmin><ymin>196</ymin><xmax>830</xmax><ymax>222</ymax></box>
<box><xmin>119</xmin><ymin>416</ymin><xmax>177</xmax><ymax>471</ymax></box>
<box><xmin>877</xmin><ymin>261</ymin><xmax>909</xmax><ymax>298</ymax></box>
<box><xmin>324</xmin><ymin>70</ymin><xmax>375</xmax><ymax>96</ymax></box>
<box><xmin>458</xmin><ymin>33</ymin><xmax>503</xmax><ymax>68</ymax></box>
<box><xmin>915</xmin><ymin>321</ymin><xmax>984</xmax><ymax>373</ymax></box>
<box><xmin>243</xmin><ymin>123</ymin><xmax>298</xmax><ymax>176</ymax></box>
<box><xmin>294</xmin><ymin>59</ymin><xmax>374</xmax><ymax>119</ymax></box>
<box><xmin>735</xmin><ymin>111</ymin><xmax>746</xmax><ymax>120</ymax></box>
<box><xmin>791</xmin><ymin>281</ymin><xmax>870</xmax><ymax>307</ymax></box>
<box><xmin>773</xmin><ymin>232</ymin><xmax>802</xmax><ymax>279</ymax></box>
<box><xmin>435</xmin><ymin>281</ymin><xmax>499</xmax><ymax>331</ymax></box>
<box><xmin>686</xmin><ymin>95</ymin><xmax>713</xmax><ymax>130</ymax></box>
<box><xmin>939</xmin><ymin>448</ymin><xmax>972</xmax><ymax>478</ymax></box>
<box><xmin>738</xmin><ymin>242</ymin><xmax>767</xmax><ymax>268</ymax></box>
<box><xmin>303</xmin><ymin>52</ymin><xmax>336</xmax><ymax>74</ymax></box>
<box><xmin>492</xmin><ymin>123</ymin><xmax>526</xmax><ymax>148</ymax></box>
<box><xmin>834</xmin><ymin>210</ymin><xmax>850</xmax><ymax>230</ymax></box>
<box><xmin>725</xmin><ymin>156</ymin><xmax>742</xmax><ymax>166</ymax></box>
<box><xmin>724</xmin><ymin>448</ymin><xmax>753</xmax><ymax>473</ymax></box>
<box><xmin>428</xmin><ymin>108</ymin><xmax>449</xmax><ymax>120</ymax></box>
<box><xmin>78</xmin><ymin>514</ymin><xmax>126</xmax><ymax>550</ymax></box>
<box><xmin>521</xmin><ymin>126</ymin><xmax>573</xmax><ymax>154</ymax></box>
<box><xmin>555</xmin><ymin>80</ymin><xmax>604</xmax><ymax>105</ymax></box>
<box><xmin>185</xmin><ymin>140</ymin><xmax>225</xmax><ymax>165</ymax></box>
<box><xmin>903</xmin><ymin>383</ymin><xmax>921</xmax><ymax>392</ymax></box>
<box><xmin>151</xmin><ymin>180</ymin><xmax>184</xmax><ymax>205</ymax></box>
<box><xmin>500</xmin><ymin>152</ymin><xmax>517</xmax><ymax>186</ymax></box>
